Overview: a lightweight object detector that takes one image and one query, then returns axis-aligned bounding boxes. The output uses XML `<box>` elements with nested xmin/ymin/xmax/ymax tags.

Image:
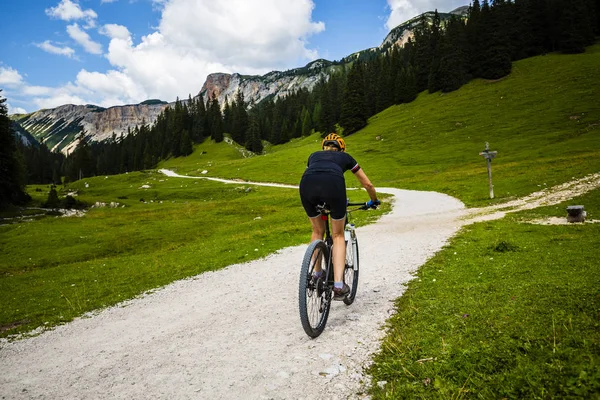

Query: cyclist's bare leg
<box><xmin>331</xmin><ymin>218</ymin><xmax>346</xmax><ymax>283</ymax></box>
<box><xmin>309</xmin><ymin>216</ymin><xmax>325</xmax><ymax>272</ymax></box>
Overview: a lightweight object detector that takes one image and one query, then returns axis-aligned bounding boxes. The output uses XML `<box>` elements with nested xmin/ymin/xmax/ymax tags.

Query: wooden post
<box><xmin>479</xmin><ymin>142</ymin><xmax>497</xmax><ymax>199</ymax></box>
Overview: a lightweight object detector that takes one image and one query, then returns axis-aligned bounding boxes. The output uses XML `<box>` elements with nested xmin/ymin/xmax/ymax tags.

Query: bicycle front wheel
<box><xmin>343</xmin><ymin>236</ymin><xmax>359</xmax><ymax>305</ymax></box>
<box><xmin>299</xmin><ymin>240</ymin><xmax>331</xmax><ymax>338</ymax></box>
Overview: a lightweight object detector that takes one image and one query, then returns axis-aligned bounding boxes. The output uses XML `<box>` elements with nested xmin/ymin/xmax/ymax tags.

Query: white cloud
<box><xmin>0</xmin><ymin>66</ymin><xmax>24</xmax><ymax>86</ymax></box>
<box><xmin>23</xmin><ymin>0</ymin><xmax>326</xmax><ymax>110</ymax></box>
<box><xmin>46</xmin><ymin>0</ymin><xmax>98</xmax><ymax>28</ymax></box>
<box><xmin>22</xmin><ymin>86</ymin><xmax>54</xmax><ymax>96</ymax></box>
<box><xmin>33</xmin><ymin>92</ymin><xmax>89</xmax><ymax>110</ymax></box>
<box><xmin>8</xmin><ymin>105</ymin><xmax>28</xmax><ymax>115</ymax></box>
<box><xmin>159</xmin><ymin>0</ymin><xmax>324</xmax><ymax>69</ymax></box>
<box><xmin>385</xmin><ymin>0</ymin><xmax>466</xmax><ymax>31</ymax></box>
<box><xmin>67</xmin><ymin>24</ymin><xmax>103</xmax><ymax>54</ymax></box>
<box><xmin>101</xmin><ymin>0</ymin><xmax>119</xmax><ymax>3</ymax></box>
<box><xmin>99</xmin><ymin>24</ymin><xmax>131</xmax><ymax>40</ymax></box>
<box><xmin>35</xmin><ymin>40</ymin><xmax>77</xmax><ymax>58</ymax></box>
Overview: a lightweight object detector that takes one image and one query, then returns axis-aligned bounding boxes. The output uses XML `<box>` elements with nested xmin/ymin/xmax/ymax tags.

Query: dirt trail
<box><xmin>1</xmin><ymin>170</ymin><xmax>598</xmax><ymax>399</ymax></box>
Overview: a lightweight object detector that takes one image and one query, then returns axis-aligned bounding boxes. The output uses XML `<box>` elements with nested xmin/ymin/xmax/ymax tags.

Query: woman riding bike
<box><xmin>299</xmin><ymin>133</ymin><xmax>380</xmax><ymax>298</ymax></box>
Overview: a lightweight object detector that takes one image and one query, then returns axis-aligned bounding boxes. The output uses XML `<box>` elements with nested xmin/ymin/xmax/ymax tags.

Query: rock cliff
<box><xmin>14</xmin><ymin>102</ymin><xmax>169</xmax><ymax>154</ymax></box>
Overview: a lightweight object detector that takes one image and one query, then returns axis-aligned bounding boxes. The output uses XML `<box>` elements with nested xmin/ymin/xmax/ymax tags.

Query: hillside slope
<box><xmin>162</xmin><ymin>44</ymin><xmax>600</xmax><ymax>207</ymax></box>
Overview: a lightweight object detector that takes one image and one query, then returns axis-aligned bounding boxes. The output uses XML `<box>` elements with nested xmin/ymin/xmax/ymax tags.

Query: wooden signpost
<box><xmin>479</xmin><ymin>142</ymin><xmax>497</xmax><ymax>199</ymax></box>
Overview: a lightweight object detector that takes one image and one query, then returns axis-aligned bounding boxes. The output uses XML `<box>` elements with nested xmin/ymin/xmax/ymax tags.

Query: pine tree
<box><xmin>466</xmin><ymin>0</ymin><xmax>485</xmax><ymax>77</ymax></box>
<box><xmin>209</xmin><ymin>96</ymin><xmax>224</xmax><ymax>142</ymax></box>
<box><xmin>0</xmin><ymin>92</ymin><xmax>28</xmax><ymax>207</ymax></box>
<box><xmin>191</xmin><ymin>96</ymin><xmax>206</xmax><ymax>143</ymax></box>
<box><xmin>478</xmin><ymin>0</ymin><xmax>512</xmax><ymax>79</ymax></box>
<box><xmin>318</xmin><ymin>81</ymin><xmax>335</xmax><ymax>134</ymax></box>
<box><xmin>340</xmin><ymin>61</ymin><xmax>367</xmax><ymax>135</ymax></box>
<box><xmin>231</xmin><ymin>90</ymin><xmax>249</xmax><ymax>145</ymax></box>
<box><xmin>245</xmin><ymin>114</ymin><xmax>263</xmax><ymax>154</ymax></box>
<box><xmin>179</xmin><ymin>129</ymin><xmax>193</xmax><ymax>156</ymax></box>
<box><xmin>413</xmin><ymin>13</ymin><xmax>434</xmax><ymax>92</ymax></box>
<box><xmin>427</xmin><ymin>10</ymin><xmax>444</xmax><ymax>93</ymax></box>
<box><xmin>43</xmin><ymin>184</ymin><xmax>60</xmax><ymax>208</ymax></box>
<box><xmin>222</xmin><ymin>98</ymin><xmax>233</xmax><ymax>134</ymax></box>
<box><xmin>396</xmin><ymin>66</ymin><xmax>418</xmax><ymax>103</ymax></box>
<box><xmin>376</xmin><ymin>55</ymin><xmax>394</xmax><ymax>111</ymax></box>
<box><xmin>438</xmin><ymin>17</ymin><xmax>469</xmax><ymax>93</ymax></box>
<box><xmin>558</xmin><ymin>0</ymin><xmax>595</xmax><ymax>54</ymax></box>
<box><xmin>312</xmin><ymin>102</ymin><xmax>322</xmax><ymax>134</ymax></box>
<box><xmin>301</xmin><ymin>106</ymin><xmax>312</xmax><ymax>136</ymax></box>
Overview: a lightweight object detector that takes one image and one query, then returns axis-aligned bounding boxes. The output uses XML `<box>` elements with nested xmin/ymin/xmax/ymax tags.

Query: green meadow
<box><xmin>1</xmin><ymin>43</ymin><xmax>599</xmax><ymax>397</ymax></box>
<box><xmin>163</xmin><ymin>44</ymin><xmax>600</xmax><ymax>207</ymax></box>
<box><xmin>368</xmin><ymin>188</ymin><xmax>600</xmax><ymax>399</ymax></box>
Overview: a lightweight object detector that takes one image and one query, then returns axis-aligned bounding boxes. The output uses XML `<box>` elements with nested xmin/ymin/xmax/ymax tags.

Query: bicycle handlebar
<box><xmin>317</xmin><ymin>200</ymin><xmax>379</xmax><ymax>215</ymax></box>
<box><xmin>347</xmin><ymin>201</ymin><xmax>379</xmax><ymax>210</ymax></box>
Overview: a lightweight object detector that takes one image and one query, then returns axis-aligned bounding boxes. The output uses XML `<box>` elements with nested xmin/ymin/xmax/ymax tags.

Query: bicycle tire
<box><xmin>299</xmin><ymin>240</ymin><xmax>331</xmax><ymax>338</ymax></box>
<box><xmin>343</xmin><ymin>236</ymin><xmax>359</xmax><ymax>305</ymax></box>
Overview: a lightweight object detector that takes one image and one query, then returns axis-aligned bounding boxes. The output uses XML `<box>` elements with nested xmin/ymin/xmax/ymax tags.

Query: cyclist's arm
<box><xmin>354</xmin><ymin>169</ymin><xmax>377</xmax><ymax>202</ymax></box>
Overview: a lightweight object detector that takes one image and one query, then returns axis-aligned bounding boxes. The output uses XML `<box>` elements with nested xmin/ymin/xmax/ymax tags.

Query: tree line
<box><xmin>1</xmin><ymin>0</ymin><xmax>598</xmax><ymax>207</ymax></box>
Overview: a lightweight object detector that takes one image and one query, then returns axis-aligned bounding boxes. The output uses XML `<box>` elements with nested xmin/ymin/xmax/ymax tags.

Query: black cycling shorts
<box><xmin>299</xmin><ymin>173</ymin><xmax>347</xmax><ymax>220</ymax></box>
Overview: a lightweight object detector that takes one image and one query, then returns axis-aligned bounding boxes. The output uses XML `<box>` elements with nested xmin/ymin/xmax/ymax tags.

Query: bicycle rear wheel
<box><xmin>299</xmin><ymin>240</ymin><xmax>331</xmax><ymax>338</ymax></box>
<box><xmin>343</xmin><ymin>236</ymin><xmax>359</xmax><ymax>305</ymax></box>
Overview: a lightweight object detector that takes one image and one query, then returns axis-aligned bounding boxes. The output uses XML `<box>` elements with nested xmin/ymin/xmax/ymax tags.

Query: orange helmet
<box><xmin>321</xmin><ymin>133</ymin><xmax>346</xmax><ymax>152</ymax></box>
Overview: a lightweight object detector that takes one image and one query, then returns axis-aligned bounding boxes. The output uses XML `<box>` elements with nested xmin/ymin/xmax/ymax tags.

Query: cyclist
<box><xmin>299</xmin><ymin>133</ymin><xmax>380</xmax><ymax>298</ymax></box>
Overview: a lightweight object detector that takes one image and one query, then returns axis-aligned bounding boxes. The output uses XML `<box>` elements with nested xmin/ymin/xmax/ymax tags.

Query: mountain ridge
<box><xmin>10</xmin><ymin>6</ymin><xmax>468</xmax><ymax>154</ymax></box>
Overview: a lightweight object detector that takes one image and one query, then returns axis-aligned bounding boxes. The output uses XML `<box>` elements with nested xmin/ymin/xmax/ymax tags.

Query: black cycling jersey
<box><xmin>303</xmin><ymin>151</ymin><xmax>361</xmax><ymax>178</ymax></box>
<box><xmin>299</xmin><ymin>150</ymin><xmax>361</xmax><ymax>220</ymax></box>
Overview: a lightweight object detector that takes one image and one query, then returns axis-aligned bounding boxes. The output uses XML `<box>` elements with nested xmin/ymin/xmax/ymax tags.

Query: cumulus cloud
<box><xmin>158</xmin><ymin>0</ymin><xmax>324</xmax><ymax>69</ymax></box>
<box><xmin>35</xmin><ymin>40</ymin><xmax>77</xmax><ymax>58</ymax></box>
<box><xmin>385</xmin><ymin>0</ymin><xmax>466</xmax><ymax>31</ymax></box>
<box><xmin>0</xmin><ymin>66</ymin><xmax>24</xmax><ymax>86</ymax></box>
<box><xmin>67</xmin><ymin>24</ymin><xmax>103</xmax><ymax>54</ymax></box>
<box><xmin>33</xmin><ymin>92</ymin><xmax>89</xmax><ymax>110</ymax></box>
<box><xmin>99</xmin><ymin>24</ymin><xmax>131</xmax><ymax>40</ymax></box>
<box><xmin>22</xmin><ymin>86</ymin><xmax>54</xmax><ymax>97</ymax></box>
<box><xmin>46</xmin><ymin>0</ymin><xmax>98</xmax><ymax>28</ymax></box>
<box><xmin>23</xmin><ymin>0</ymin><xmax>326</xmax><ymax>110</ymax></box>
<box><xmin>8</xmin><ymin>105</ymin><xmax>28</xmax><ymax>115</ymax></box>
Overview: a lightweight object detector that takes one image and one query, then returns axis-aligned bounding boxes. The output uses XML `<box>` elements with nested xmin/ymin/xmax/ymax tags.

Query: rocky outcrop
<box><xmin>381</xmin><ymin>6</ymin><xmax>469</xmax><ymax>49</ymax></box>
<box><xmin>80</xmin><ymin>103</ymin><xmax>168</xmax><ymax>142</ymax></box>
<box><xmin>198</xmin><ymin>59</ymin><xmax>335</xmax><ymax>108</ymax></box>
<box><xmin>14</xmin><ymin>102</ymin><xmax>169</xmax><ymax>154</ymax></box>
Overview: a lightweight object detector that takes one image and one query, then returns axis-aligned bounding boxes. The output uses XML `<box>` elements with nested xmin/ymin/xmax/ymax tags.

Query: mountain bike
<box><xmin>298</xmin><ymin>201</ymin><xmax>371</xmax><ymax>338</ymax></box>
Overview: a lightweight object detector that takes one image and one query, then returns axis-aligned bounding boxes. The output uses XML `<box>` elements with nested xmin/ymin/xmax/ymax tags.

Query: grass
<box><xmin>1</xmin><ymin>43</ymin><xmax>599</xmax><ymax>397</ymax></box>
<box><xmin>367</xmin><ymin>188</ymin><xmax>600</xmax><ymax>398</ymax></box>
<box><xmin>162</xmin><ymin>44</ymin><xmax>600</xmax><ymax>207</ymax></box>
<box><xmin>0</xmin><ymin>171</ymin><xmax>387</xmax><ymax>338</ymax></box>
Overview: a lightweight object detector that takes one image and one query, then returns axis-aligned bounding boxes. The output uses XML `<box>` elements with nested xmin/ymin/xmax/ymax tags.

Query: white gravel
<box><xmin>0</xmin><ymin>181</ymin><xmax>466</xmax><ymax>400</ymax></box>
<box><xmin>2</xmin><ymin>170</ymin><xmax>597</xmax><ymax>399</ymax></box>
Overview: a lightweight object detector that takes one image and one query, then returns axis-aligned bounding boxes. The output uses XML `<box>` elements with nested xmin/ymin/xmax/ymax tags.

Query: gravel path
<box><xmin>2</xmin><ymin>171</ymin><xmax>597</xmax><ymax>399</ymax></box>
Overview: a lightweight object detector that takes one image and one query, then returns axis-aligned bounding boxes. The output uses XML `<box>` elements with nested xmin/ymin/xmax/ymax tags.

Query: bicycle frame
<box><xmin>299</xmin><ymin>200</ymin><xmax>367</xmax><ymax>337</ymax></box>
<box><xmin>315</xmin><ymin>202</ymin><xmax>364</xmax><ymax>284</ymax></box>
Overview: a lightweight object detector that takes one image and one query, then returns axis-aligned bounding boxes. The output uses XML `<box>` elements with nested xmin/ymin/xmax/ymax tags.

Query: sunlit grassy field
<box><xmin>368</xmin><ymin>187</ymin><xmax>600</xmax><ymax>398</ymax></box>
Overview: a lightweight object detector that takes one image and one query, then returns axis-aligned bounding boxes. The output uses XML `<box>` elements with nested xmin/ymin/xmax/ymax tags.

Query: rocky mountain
<box><xmin>381</xmin><ymin>6</ymin><xmax>470</xmax><ymax>48</ymax></box>
<box><xmin>199</xmin><ymin>59</ymin><xmax>340</xmax><ymax>109</ymax></box>
<box><xmin>12</xmin><ymin>101</ymin><xmax>169</xmax><ymax>154</ymax></box>
<box><xmin>11</xmin><ymin>6</ymin><xmax>467</xmax><ymax>154</ymax></box>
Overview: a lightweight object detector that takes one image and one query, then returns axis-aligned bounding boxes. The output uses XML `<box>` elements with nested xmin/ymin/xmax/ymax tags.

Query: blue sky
<box><xmin>0</xmin><ymin>0</ymin><xmax>467</xmax><ymax>114</ymax></box>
